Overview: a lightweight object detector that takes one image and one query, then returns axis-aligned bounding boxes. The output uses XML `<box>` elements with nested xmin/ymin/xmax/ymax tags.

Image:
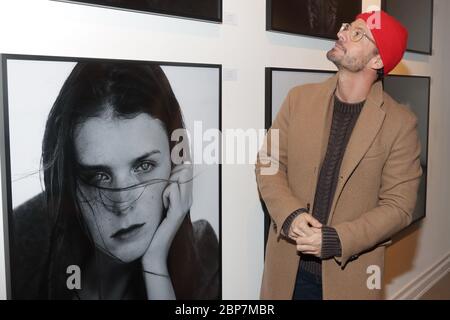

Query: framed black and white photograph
<box><xmin>1</xmin><ymin>54</ymin><xmax>221</xmax><ymax>300</ymax></box>
<box><xmin>263</xmin><ymin>67</ymin><xmax>335</xmax><ymax>247</ymax></box>
<box><xmin>382</xmin><ymin>0</ymin><xmax>434</xmax><ymax>54</ymax></box>
<box><xmin>266</xmin><ymin>0</ymin><xmax>362</xmax><ymax>40</ymax></box>
<box><xmin>383</xmin><ymin>74</ymin><xmax>430</xmax><ymax>223</ymax></box>
<box><xmin>55</xmin><ymin>0</ymin><xmax>223</xmax><ymax>23</ymax></box>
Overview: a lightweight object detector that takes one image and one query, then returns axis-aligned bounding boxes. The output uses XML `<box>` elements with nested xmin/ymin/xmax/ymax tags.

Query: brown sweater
<box><xmin>283</xmin><ymin>94</ymin><xmax>365</xmax><ymax>277</ymax></box>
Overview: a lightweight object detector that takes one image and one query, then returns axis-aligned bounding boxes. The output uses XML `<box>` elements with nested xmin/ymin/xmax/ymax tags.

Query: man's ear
<box><xmin>371</xmin><ymin>54</ymin><xmax>384</xmax><ymax>69</ymax></box>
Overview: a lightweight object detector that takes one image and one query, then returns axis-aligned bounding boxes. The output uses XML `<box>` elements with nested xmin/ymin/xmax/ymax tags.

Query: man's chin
<box><xmin>326</xmin><ymin>53</ymin><xmax>341</xmax><ymax>68</ymax></box>
<box><xmin>326</xmin><ymin>50</ymin><xmax>337</xmax><ymax>61</ymax></box>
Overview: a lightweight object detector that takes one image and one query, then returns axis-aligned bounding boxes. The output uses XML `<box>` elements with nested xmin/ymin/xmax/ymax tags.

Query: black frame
<box><xmin>383</xmin><ymin>74</ymin><xmax>431</xmax><ymax>224</ymax></box>
<box><xmin>266</xmin><ymin>0</ymin><xmax>362</xmax><ymax>41</ymax></box>
<box><xmin>381</xmin><ymin>0</ymin><xmax>434</xmax><ymax>55</ymax></box>
<box><xmin>0</xmin><ymin>53</ymin><xmax>223</xmax><ymax>299</ymax></box>
<box><xmin>54</xmin><ymin>0</ymin><xmax>223</xmax><ymax>23</ymax></box>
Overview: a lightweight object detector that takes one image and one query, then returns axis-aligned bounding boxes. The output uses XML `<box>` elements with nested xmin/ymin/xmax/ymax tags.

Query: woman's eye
<box><xmin>79</xmin><ymin>172</ymin><xmax>111</xmax><ymax>187</ymax></box>
<box><xmin>91</xmin><ymin>172</ymin><xmax>110</xmax><ymax>184</ymax></box>
<box><xmin>134</xmin><ymin>161</ymin><xmax>154</xmax><ymax>173</ymax></box>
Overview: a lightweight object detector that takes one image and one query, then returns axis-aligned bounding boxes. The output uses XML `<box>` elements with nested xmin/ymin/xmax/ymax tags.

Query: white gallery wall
<box><xmin>0</xmin><ymin>0</ymin><xmax>449</xmax><ymax>299</ymax></box>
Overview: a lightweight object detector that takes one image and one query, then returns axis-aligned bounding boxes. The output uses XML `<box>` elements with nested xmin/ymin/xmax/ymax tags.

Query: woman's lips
<box><xmin>111</xmin><ymin>222</ymin><xmax>146</xmax><ymax>240</ymax></box>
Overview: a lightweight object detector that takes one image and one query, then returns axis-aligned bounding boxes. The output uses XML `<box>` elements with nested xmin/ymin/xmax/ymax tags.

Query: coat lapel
<box><xmin>327</xmin><ymin>80</ymin><xmax>386</xmax><ymax>224</ymax></box>
<box><xmin>308</xmin><ymin>75</ymin><xmax>338</xmax><ymax>169</ymax></box>
<box><xmin>299</xmin><ymin>75</ymin><xmax>338</xmax><ymax>211</ymax></box>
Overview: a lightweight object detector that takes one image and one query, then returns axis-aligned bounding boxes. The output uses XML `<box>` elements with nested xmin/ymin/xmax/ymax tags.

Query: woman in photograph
<box><xmin>11</xmin><ymin>62</ymin><xmax>219</xmax><ymax>300</ymax></box>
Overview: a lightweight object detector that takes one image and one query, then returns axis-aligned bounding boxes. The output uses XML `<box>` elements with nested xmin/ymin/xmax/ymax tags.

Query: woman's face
<box><xmin>74</xmin><ymin>112</ymin><xmax>171</xmax><ymax>263</ymax></box>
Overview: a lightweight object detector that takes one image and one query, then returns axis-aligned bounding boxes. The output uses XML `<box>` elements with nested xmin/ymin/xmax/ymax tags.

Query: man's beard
<box><xmin>327</xmin><ymin>49</ymin><xmax>370</xmax><ymax>73</ymax></box>
<box><xmin>327</xmin><ymin>49</ymin><xmax>343</xmax><ymax>70</ymax></box>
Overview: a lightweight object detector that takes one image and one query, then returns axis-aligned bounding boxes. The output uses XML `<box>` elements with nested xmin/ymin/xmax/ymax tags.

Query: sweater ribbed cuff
<box><xmin>281</xmin><ymin>207</ymin><xmax>309</xmax><ymax>237</ymax></box>
<box><xmin>321</xmin><ymin>226</ymin><xmax>342</xmax><ymax>259</ymax></box>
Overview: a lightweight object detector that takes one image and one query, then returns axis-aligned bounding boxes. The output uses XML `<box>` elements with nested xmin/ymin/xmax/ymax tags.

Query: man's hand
<box><xmin>288</xmin><ymin>213</ymin><xmax>323</xmax><ymax>258</ymax></box>
<box><xmin>288</xmin><ymin>213</ymin><xmax>322</xmax><ymax>239</ymax></box>
<box><xmin>296</xmin><ymin>228</ymin><xmax>322</xmax><ymax>257</ymax></box>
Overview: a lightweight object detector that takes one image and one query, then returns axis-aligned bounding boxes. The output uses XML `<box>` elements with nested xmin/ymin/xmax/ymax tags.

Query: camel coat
<box><xmin>255</xmin><ymin>74</ymin><xmax>422</xmax><ymax>300</ymax></box>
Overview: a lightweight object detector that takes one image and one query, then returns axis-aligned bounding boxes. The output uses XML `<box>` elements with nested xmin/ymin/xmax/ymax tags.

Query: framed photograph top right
<box><xmin>383</xmin><ymin>74</ymin><xmax>431</xmax><ymax>224</ymax></box>
<box><xmin>381</xmin><ymin>0</ymin><xmax>434</xmax><ymax>55</ymax></box>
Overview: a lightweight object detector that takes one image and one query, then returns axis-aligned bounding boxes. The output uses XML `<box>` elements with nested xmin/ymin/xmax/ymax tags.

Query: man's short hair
<box><xmin>376</xmin><ymin>67</ymin><xmax>385</xmax><ymax>82</ymax></box>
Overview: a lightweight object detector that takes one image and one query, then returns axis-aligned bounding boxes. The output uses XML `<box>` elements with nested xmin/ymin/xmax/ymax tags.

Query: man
<box><xmin>255</xmin><ymin>10</ymin><xmax>422</xmax><ymax>300</ymax></box>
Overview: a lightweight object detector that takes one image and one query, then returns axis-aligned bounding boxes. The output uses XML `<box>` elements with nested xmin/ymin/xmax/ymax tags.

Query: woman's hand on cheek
<box><xmin>141</xmin><ymin>163</ymin><xmax>193</xmax><ymax>274</ymax></box>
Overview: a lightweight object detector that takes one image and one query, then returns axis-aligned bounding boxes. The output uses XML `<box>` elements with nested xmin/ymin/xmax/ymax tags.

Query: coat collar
<box><xmin>321</xmin><ymin>73</ymin><xmax>384</xmax><ymax>107</ymax></box>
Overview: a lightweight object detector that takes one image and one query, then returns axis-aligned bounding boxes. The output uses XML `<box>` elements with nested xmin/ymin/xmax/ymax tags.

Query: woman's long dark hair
<box><xmin>41</xmin><ymin>61</ymin><xmax>186</xmax><ymax>299</ymax></box>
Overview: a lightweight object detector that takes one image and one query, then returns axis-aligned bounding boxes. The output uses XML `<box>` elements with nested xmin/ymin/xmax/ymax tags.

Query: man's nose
<box><xmin>337</xmin><ymin>29</ymin><xmax>346</xmax><ymax>42</ymax></box>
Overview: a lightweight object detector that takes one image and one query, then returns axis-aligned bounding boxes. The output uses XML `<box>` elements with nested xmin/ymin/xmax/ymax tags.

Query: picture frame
<box><xmin>54</xmin><ymin>0</ymin><xmax>223</xmax><ymax>23</ymax></box>
<box><xmin>0</xmin><ymin>54</ymin><xmax>222</xmax><ymax>299</ymax></box>
<box><xmin>266</xmin><ymin>0</ymin><xmax>362</xmax><ymax>41</ymax></box>
<box><xmin>381</xmin><ymin>0</ymin><xmax>434</xmax><ymax>55</ymax></box>
<box><xmin>383</xmin><ymin>74</ymin><xmax>431</xmax><ymax>223</ymax></box>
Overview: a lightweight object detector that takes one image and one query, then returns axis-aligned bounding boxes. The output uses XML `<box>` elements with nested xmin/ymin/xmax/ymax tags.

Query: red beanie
<box><xmin>356</xmin><ymin>10</ymin><xmax>408</xmax><ymax>75</ymax></box>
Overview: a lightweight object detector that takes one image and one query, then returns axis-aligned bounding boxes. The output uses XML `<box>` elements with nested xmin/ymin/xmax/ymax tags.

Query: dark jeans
<box><xmin>293</xmin><ymin>269</ymin><xmax>323</xmax><ymax>300</ymax></box>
